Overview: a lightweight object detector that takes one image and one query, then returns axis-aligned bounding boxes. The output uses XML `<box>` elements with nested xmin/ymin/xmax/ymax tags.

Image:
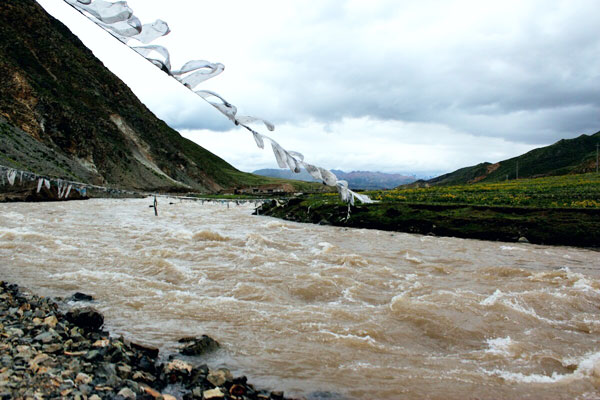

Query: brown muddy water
<box><xmin>1</xmin><ymin>198</ymin><xmax>600</xmax><ymax>399</ymax></box>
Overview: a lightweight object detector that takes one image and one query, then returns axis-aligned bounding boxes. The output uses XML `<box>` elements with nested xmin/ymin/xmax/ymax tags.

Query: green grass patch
<box><xmin>300</xmin><ymin>173</ymin><xmax>600</xmax><ymax>209</ymax></box>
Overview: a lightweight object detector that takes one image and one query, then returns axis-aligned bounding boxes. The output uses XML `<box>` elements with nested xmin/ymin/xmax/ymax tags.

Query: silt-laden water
<box><xmin>1</xmin><ymin>198</ymin><xmax>599</xmax><ymax>399</ymax></box>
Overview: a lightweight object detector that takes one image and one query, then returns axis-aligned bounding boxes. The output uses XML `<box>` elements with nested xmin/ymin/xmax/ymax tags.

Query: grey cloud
<box><xmin>237</xmin><ymin>0</ymin><xmax>600</xmax><ymax>145</ymax></box>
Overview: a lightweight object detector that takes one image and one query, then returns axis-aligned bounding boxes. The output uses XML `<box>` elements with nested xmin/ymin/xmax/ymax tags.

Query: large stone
<box><xmin>203</xmin><ymin>388</ymin><xmax>224</xmax><ymax>400</ymax></box>
<box><xmin>165</xmin><ymin>359</ymin><xmax>193</xmax><ymax>374</ymax></box>
<box><xmin>207</xmin><ymin>368</ymin><xmax>232</xmax><ymax>387</ymax></box>
<box><xmin>270</xmin><ymin>391</ymin><xmax>284</xmax><ymax>400</ymax></box>
<box><xmin>70</xmin><ymin>293</ymin><xmax>94</xmax><ymax>302</ymax></box>
<box><xmin>66</xmin><ymin>307</ymin><xmax>104</xmax><ymax>331</ymax></box>
<box><xmin>178</xmin><ymin>335</ymin><xmax>220</xmax><ymax>356</ymax></box>
<box><xmin>130</xmin><ymin>342</ymin><xmax>159</xmax><ymax>359</ymax></box>
<box><xmin>518</xmin><ymin>236</ymin><xmax>530</xmax><ymax>244</ymax></box>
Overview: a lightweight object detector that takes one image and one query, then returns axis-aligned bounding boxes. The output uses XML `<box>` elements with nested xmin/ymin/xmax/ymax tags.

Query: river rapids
<box><xmin>1</xmin><ymin>198</ymin><xmax>599</xmax><ymax>399</ymax></box>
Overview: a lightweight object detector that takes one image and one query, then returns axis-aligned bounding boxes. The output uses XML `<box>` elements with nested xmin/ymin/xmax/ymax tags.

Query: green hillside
<box><xmin>421</xmin><ymin>131</ymin><xmax>599</xmax><ymax>187</ymax></box>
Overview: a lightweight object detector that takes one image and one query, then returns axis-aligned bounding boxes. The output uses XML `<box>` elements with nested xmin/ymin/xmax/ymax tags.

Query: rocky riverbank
<box><xmin>258</xmin><ymin>198</ymin><xmax>600</xmax><ymax>247</ymax></box>
<box><xmin>0</xmin><ymin>282</ymin><xmax>296</xmax><ymax>400</ymax></box>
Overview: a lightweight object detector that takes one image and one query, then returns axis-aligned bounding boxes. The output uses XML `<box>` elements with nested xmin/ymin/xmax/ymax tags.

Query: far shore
<box><xmin>258</xmin><ymin>199</ymin><xmax>600</xmax><ymax>248</ymax></box>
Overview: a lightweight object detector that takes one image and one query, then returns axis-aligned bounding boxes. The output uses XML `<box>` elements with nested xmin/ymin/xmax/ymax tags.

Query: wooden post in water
<box><xmin>153</xmin><ymin>195</ymin><xmax>158</xmax><ymax>216</ymax></box>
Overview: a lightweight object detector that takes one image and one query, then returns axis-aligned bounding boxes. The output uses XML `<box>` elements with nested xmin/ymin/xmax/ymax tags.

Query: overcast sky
<box><xmin>37</xmin><ymin>0</ymin><xmax>600</xmax><ymax>176</ymax></box>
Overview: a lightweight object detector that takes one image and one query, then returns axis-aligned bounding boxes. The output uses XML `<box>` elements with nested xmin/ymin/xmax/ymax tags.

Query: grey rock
<box><xmin>70</xmin><ymin>293</ymin><xmax>94</xmax><ymax>302</ymax></box>
<box><xmin>117</xmin><ymin>387</ymin><xmax>136</xmax><ymax>399</ymax></box>
<box><xmin>33</xmin><ymin>330</ymin><xmax>58</xmax><ymax>344</ymax></box>
<box><xmin>178</xmin><ymin>335</ymin><xmax>220</xmax><ymax>356</ymax></box>
<box><xmin>66</xmin><ymin>307</ymin><xmax>104</xmax><ymax>332</ymax></box>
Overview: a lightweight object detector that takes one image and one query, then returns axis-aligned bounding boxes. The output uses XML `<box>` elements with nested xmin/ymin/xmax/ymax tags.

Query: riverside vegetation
<box><xmin>259</xmin><ymin>173</ymin><xmax>600</xmax><ymax>247</ymax></box>
<box><xmin>0</xmin><ymin>282</ymin><xmax>294</xmax><ymax>400</ymax></box>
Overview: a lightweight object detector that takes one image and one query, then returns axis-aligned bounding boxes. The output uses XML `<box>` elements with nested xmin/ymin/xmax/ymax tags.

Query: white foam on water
<box><xmin>486</xmin><ymin>351</ymin><xmax>600</xmax><ymax>384</ymax></box>
<box><xmin>480</xmin><ymin>289</ymin><xmax>504</xmax><ymax>306</ymax></box>
<box><xmin>317</xmin><ymin>330</ymin><xmax>384</xmax><ymax>350</ymax></box>
<box><xmin>573</xmin><ymin>278</ymin><xmax>600</xmax><ymax>294</ymax></box>
<box><xmin>339</xmin><ymin>361</ymin><xmax>380</xmax><ymax>371</ymax></box>
<box><xmin>404</xmin><ymin>252</ymin><xmax>423</xmax><ymax>264</ymax></box>
<box><xmin>500</xmin><ymin>246</ymin><xmax>528</xmax><ymax>252</ymax></box>
<box><xmin>484</xmin><ymin>369</ymin><xmax>573</xmax><ymax>384</ymax></box>
<box><xmin>313</xmin><ymin>242</ymin><xmax>335</xmax><ymax>255</ymax></box>
<box><xmin>0</xmin><ymin>211</ymin><xmax>25</xmax><ymax>221</ymax></box>
<box><xmin>485</xmin><ymin>336</ymin><xmax>514</xmax><ymax>356</ymax></box>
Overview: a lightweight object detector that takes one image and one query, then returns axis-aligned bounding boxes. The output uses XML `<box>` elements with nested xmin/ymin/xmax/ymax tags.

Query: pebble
<box><xmin>43</xmin><ymin>315</ymin><xmax>58</xmax><ymax>328</ymax></box>
<box><xmin>75</xmin><ymin>372</ymin><xmax>92</xmax><ymax>384</ymax></box>
<box><xmin>117</xmin><ymin>387</ymin><xmax>136</xmax><ymax>399</ymax></box>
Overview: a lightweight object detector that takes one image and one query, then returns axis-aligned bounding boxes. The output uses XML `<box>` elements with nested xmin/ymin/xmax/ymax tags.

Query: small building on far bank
<box><xmin>222</xmin><ymin>183</ymin><xmax>296</xmax><ymax>196</ymax></box>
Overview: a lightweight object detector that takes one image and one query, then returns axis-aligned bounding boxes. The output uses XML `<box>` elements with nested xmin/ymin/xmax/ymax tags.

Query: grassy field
<box><xmin>319</xmin><ymin>173</ymin><xmax>600</xmax><ymax>209</ymax></box>
<box><xmin>259</xmin><ymin>173</ymin><xmax>600</xmax><ymax>247</ymax></box>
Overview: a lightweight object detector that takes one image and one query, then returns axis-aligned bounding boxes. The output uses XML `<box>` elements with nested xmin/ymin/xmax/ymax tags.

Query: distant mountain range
<box><xmin>253</xmin><ymin>169</ymin><xmax>416</xmax><ymax>190</ymax></box>
<box><xmin>407</xmin><ymin>131</ymin><xmax>600</xmax><ymax>187</ymax></box>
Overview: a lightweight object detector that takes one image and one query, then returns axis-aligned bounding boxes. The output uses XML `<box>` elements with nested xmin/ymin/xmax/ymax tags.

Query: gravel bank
<box><xmin>0</xmin><ymin>281</ymin><xmax>298</xmax><ymax>400</ymax></box>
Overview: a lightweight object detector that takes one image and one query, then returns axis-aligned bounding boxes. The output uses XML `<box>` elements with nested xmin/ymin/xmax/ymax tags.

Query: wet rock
<box><xmin>270</xmin><ymin>391</ymin><xmax>285</xmax><ymax>400</ymax></box>
<box><xmin>93</xmin><ymin>339</ymin><xmax>110</xmax><ymax>348</ymax></box>
<box><xmin>66</xmin><ymin>307</ymin><xmax>104</xmax><ymax>332</ymax></box>
<box><xmin>34</xmin><ymin>330</ymin><xmax>59</xmax><ymax>344</ymax></box>
<box><xmin>165</xmin><ymin>359</ymin><xmax>193</xmax><ymax>375</ymax></box>
<box><xmin>29</xmin><ymin>353</ymin><xmax>51</xmax><ymax>371</ymax></box>
<box><xmin>71</xmin><ymin>293</ymin><xmax>94</xmax><ymax>302</ymax></box>
<box><xmin>178</xmin><ymin>335</ymin><xmax>220</xmax><ymax>356</ymax></box>
<box><xmin>118</xmin><ymin>387</ymin><xmax>137</xmax><ymax>399</ymax></box>
<box><xmin>207</xmin><ymin>368</ymin><xmax>232</xmax><ymax>387</ymax></box>
<box><xmin>75</xmin><ymin>372</ymin><xmax>92</xmax><ymax>385</ymax></box>
<box><xmin>43</xmin><ymin>315</ymin><xmax>58</xmax><ymax>328</ymax></box>
<box><xmin>130</xmin><ymin>342</ymin><xmax>159</xmax><ymax>359</ymax></box>
<box><xmin>7</xmin><ymin>328</ymin><xmax>24</xmax><ymax>338</ymax></box>
<box><xmin>163</xmin><ymin>360</ymin><xmax>196</xmax><ymax>385</ymax></box>
<box><xmin>136</xmin><ymin>355</ymin><xmax>155</xmax><ymax>373</ymax></box>
<box><xmin>117</xmin><ymin>364</ymin><xmax>132</xmax><ymax>379</ymax></box>
<box><xmin>203</xmin><ymin>388</ymin><xmax>224</xmax><ymax>400</ymax></box>
<box><xmin>43</xmin><ymin>343</ymin><xmax>63</xmax><ymax>353</ymax></box>
<box><xmin>229</xmin><ymin>384</ymin><xmax>246</xmax><ymax>397</ymax></box>
<box><xmin>140</xmin><ymin>385</ymin><xmax>161</xmax><ymax>398</ymax></box>
<box><xmin>518</xmin><ymin>236</ymin><xmax>530</xmax><ymax>244</ymax></box>
<box><xmin>85</xmin><ymin>349</ymin><xmax>103</xmax><ymax>362</ymax></box>
<box><xmin>132</xmin><ymin>370</ymin><xmax>156</xmax><ymax>384</ymax></box>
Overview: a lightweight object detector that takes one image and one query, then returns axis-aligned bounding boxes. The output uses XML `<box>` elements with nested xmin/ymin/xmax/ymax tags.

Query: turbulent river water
<box><xmin>1</xmin><ymin>198</ymin><xmax>600</xmax><ymax>399</ymax></box>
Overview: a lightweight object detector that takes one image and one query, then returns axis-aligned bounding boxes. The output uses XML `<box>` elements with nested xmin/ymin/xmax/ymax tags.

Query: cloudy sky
<box><xmin>37</xmin><ymin>0</ymin><xmax>600</xmax><ymax>177</ymax></box>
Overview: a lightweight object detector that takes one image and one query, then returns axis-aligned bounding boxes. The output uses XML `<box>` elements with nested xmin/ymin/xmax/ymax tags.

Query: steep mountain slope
<box><xmin>253</xmin><ymin>168</ymin><xmax>415</xmax><ymax>190</ymax></box>
<box><xmin>413</xmin><ymin>131</ymin><xmax>600</xmax><ymax>187</ymax></box>
<box><xmin>0</xmin><ymin>0</ymin><xmax>270</xmax><ymax>193</ymax></box>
